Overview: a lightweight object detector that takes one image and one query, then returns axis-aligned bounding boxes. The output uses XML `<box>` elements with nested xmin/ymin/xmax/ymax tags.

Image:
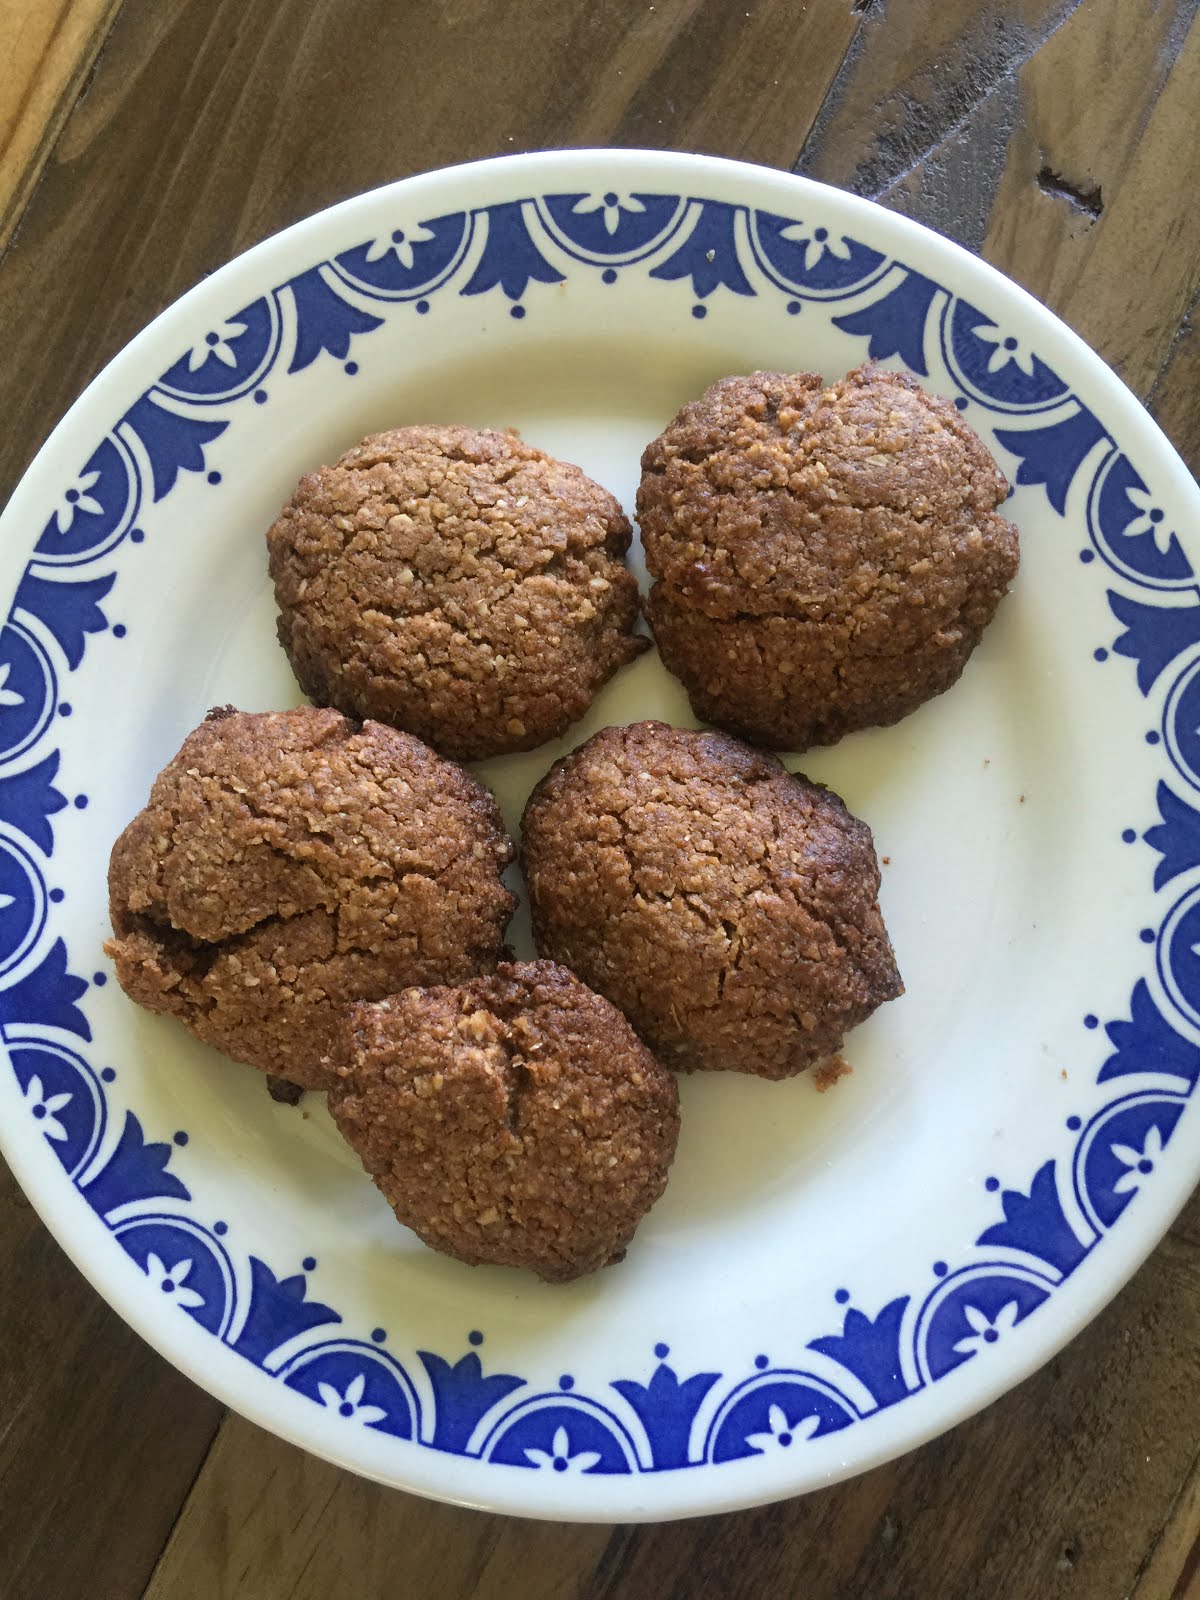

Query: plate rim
<box><xmin>2</xmin><ymin>145</ymin><xmax>1199</xmax><ymax>1522</ymax></box>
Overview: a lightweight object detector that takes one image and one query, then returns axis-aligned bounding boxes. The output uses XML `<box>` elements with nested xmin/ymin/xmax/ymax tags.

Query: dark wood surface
<box><xmin>2</xmin><ymin>2</ymin><xmax>1199</xmax><ymax>1596</ymax></box>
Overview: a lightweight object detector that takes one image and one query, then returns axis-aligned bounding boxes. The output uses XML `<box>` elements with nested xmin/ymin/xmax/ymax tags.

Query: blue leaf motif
<box><xmin>1091</xmin><ymin>453</ymin><xmax>1191</xmax><ymax>583</ymax></box>
<box><xmin>808</xmin><ymin>1296</ymin><xmax>910</xmax><ymax>1408</ymax></box>
<box><xmin>460</xmin><ymin>202</ymin><xmax>563</xmax><ymax>302</ymax></box>
<box><xmin>14</xmin><ymin>572</ymin><xmax>115</xmax><ymax>671</ymax></box>
<box><xmin>1144</xmin><ymin>783</ymin><xmax>1200</xmax><ymax>890</ymax></box>
<box><xmin>484</xmin><ymin>1403</ymin><xmax>633</xmax><ymax>1474</ymax></box>
<box><xmin>0</xmin><ymin>937</ymin><xmax>90</xmax><ymax>1039</ymax></box>
<box><xmin>920</xmin><ymin>1274</ymin><xmax>1048</xmax><ymax>1380</ymax></box>
<box><xmin>709</xmin><ymin>1378</ymin><xmax>854</xmax><ymax>1462</ymax></box>
<box><xmin>285</xmin><ymin>1347</ymin><xmax>415</xmax><ymax>1439</ymax></box>
<box><xmin>0</xmin><ymin>622</ymin><xmax>55</xmax><ymax>763</ymax></box>
<box><xmin>0</xmin><ymin>753</ymin><xmax>68</xmax><ymax>855</ymax></box>
<box><xmin>0</xmin><ymin>838</ymin><xmax>43</xmax><ymax>974</ymax></box>
<box><xmin>335</xmin><ymin>211</ymin><xmax>468</xmax><ymax>295</ymax></box>
<box><xmin>944</xmin><ymin>299</ymin><xmax>1068</xmax><ymax>410</ymax></box>
<box><xmin>1079</xmin><ymin>1097</ymin><xmax>1184</xmax><ymax>1227</ymax></box>
<box><xmin>1099</xmin><ymin>978</ymin><xmax>1200</xmax><ymax>1086</ymax></box>
<box><xmin>993</xmin><ymin>407</ymin><xmax>1107</xmax><ymax>515</ymax></box>
<box><xmin>543</xmin><ymin>191</ymin><xmax>681</xmax><ymax>257</ymax></box>
<box><xmin>121</xmin><ymin>397</ymin><xmax>228</xmax><ymax>502</ymax></box>
<box><xmin>975</xmin><ymin>1160</ymin><xmax>1088</xmax><ymax>1273</ymax></box>
<box><xmin>1166</xmin><ymin>660</ymin><xmax>1200</xmax><ymax>790</ymax></box>
<box><xmin>1164</xmin><ymin>659</ymin><xmax>1200</xmax><ymax>790</ymax></box>
<box><xmin>1163</xmin><ymin>891</ymin><xmax>1200</xmax><ymax>1031</ymax></box>
<box><xmin>649</xmin><ymin>201</ymin><xmax>753</xmax><ymax>299</ymax></box>
<box><xmin>35</xmin><ymin>435</ymin><xmax>139</xmax><ymax>563</ymax></box>
<box><xmin>116</xmin><ymin>1219</ymin><xmax>233</xmax><ymax>1335</ymax></box>
<box><xmin>418</xmin><ymin>1349</ymin><xmax>524</xmax><ymax>1454</ymax></box>
<box><xmin>157</xmin><ymin>298</ymin><xmax>278</xmax><ymax>401</ymax></box>
<box><xmin>611</xmin><ymin>1359</ymin><xmax>720</xmax><ymax>1469</ymax></box>
<box><xmin>231</xmin><ymin>1257</ymin><xmax>341</xmax><ymax>1364</ymax></box>
<box><xmin>1108</xmin><ymin>590</ymin><xmax>1200</xmax><ymax>695</ymax></box>
<box><xmin>754</xmin><ymin>210</ymin><xmax>885</xmax><ymax>294</ymax></box>
<box><xmin>9</xmin><ymin>1039</ymin><xmax>103</xmax><ymax>1175</ymax></box>
<box><xmin>832</xmin><ymin>271</ymin><xmax>939</xmax><ymax>373</ymax></box>
<box><xmin>284</xmin><ymin>269</ymin><xmax>384</xmax><ymax>373</ymax></box>
<box><xmin>81</xmin><ymin>1111</ymin><xmax>190</xmax><ymax>1214</ymax></box>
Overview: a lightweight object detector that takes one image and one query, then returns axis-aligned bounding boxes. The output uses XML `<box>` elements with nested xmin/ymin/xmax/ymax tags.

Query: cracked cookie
<box><xmin>638</xmin><ymin>362</ymin><xmax>1020</xmax><ymax>750</ymax></box>
<box><xmin>104</xmin><ymin>706</ymin><xmax>516</xmax><ymax>1091</ymax></box>
<box><xmin>521</xmin><ymin>721</ymin><xmax>902</xmax><ymax>1079</ymax></box>
<box><xmin>266</xmin><ymin>424</ymin><xmax>648</xmax><ymax>762</ymax></box>
<box><xmin>330</xmin><ymin>960</ymin><xmax>680</xmax><ymax>1282</ymax></box>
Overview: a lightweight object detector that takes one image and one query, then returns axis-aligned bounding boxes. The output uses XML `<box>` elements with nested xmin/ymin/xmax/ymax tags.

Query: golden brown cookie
<box><xmin>330</xmin><ymin>961</ymin><xmax>680</xmax><ymax>1283</ymax></box>
<box><xmin>637</xmin><ymin>363</ymin><xmax>1019</xmax><ymax>749</ymax></box>
<box><xmin>267</xmin><ymin>426</ymin><xmax>647</xmax><ymax>761</ymax></box>
<box><xmin>521</xmin><ymin>721</ymin><xmax>902</xmax><ymax>1079</ymax></box>
<box><xmin>105</xmin><ymin>706</ymin><xmax>516</xmax><ymax>1090</ymax></box>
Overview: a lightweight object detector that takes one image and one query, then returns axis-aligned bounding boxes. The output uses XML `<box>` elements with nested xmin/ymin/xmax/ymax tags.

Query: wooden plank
<box><xmin>984</xmin><ymin>0</ymin><xmax>1200</xmax><ymax>400</ymax></box>
<box><xmin>979</xmin><ymin>0</ymin><xmax>1197</xmax><ymax>301</ymax></box>
<box><xmin>1147</xmin><ymin>297</ymin><xmax>1200</xmax><ymax>478</ymax></box>
<box><xmin>798</xmin><ymin>0</ymin><xmax>1089</xmax><ymax>240</ymax></box>
<box><xmin>141</xmin><ymin>1419</ymin><xmax>612</xmax><ymax>1600</ymax></box>
<box><xmin>0</xmin><ymin>0</ymin><xmax>122</xmax><ymax>249</ymax></box>
<box><xmin>0</xmin><ymin>1157</ymin><xmax>225</xmax><ymax>1600</ymax></box>
<box><xmin>1128</xmin><ymin>1441</ymin><xmax>1200</xmax><ymax>1599</ymax></box>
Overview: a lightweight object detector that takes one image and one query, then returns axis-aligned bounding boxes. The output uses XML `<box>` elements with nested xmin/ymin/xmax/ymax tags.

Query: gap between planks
<box><xmin>0</xmin><ymin>0</ymin><xmax>125</xmax><ymax>251</ymax></box>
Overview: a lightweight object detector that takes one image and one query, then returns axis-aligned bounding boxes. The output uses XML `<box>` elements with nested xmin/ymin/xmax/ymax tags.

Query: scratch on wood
<box><xmin>1158</xmin><ymin>0</ymin><xmax>1200</xmax><ymax>80</ymax></box>
<box><xmin>1036</xmin><ymin>162</ymin><xmax>1102</xmax><ymax>220</ymax></box>
<box><xmin>138</xmin><ymin>1408</ymin><xmax>227</xmax><ymax>1598</ymax></box>
<box><xmin>1124</xmin><ymin>1429</ymin><xmax>1200</xmax><ymax>1598</ymax></box>
<box><xmin>588</xmin><ymin>1524</ymin><xmax>639</xmax><ymax>1597</ymax></box>
<box><xmin>1145</xmin><ymin>278</ymin><xmax>1199</xmax><ymax>414</ymax></box>
<box><xmin>874</xmin><ymin>67</ymin><xmax>1017</xmax><ymax>251</ymax></box>
<box><xmin>1055</xmin><ymin>1537</ymin><xmax>1081</xmax><ymax>1571</ymax></box>
<box><xmin>0</xmin><ymin>0</ymin><xmax>124</xmax><ymax>259</ymax></box>
<box><xmin>1170</xmin><ymin>1515</ymin><xmax>1200</xmax><ymax>1599</ymax></box>
<box><xmin>798</xmin><ymin>0</ymin><xmax>1088</xmax><ymax>197</ymax></box>
<box><xmin>0</xmin><ymin>1388</ymin><xmax>31</xmax><ymax>1454</ymax></box>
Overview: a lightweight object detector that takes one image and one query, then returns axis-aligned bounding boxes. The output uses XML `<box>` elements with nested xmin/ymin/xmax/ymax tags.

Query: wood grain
<box><xmin>0</xmin><ymin>0</ymin><xmax>121</xmax><ymax>248</ymax></box>
<box><xmin>799</xmin><ymin>0</ymin><xmax>1088</xmax><ymax>241</ymax></box>
<box><xmin>986</xmin><ymin>0</ymin><xmax>1200</xmax><ymax>400</ymax></box>
<box><xmin>1130</xmin><ymin>1444</ymin><xmax>1200</xmax><ymax>1600</ymax></box>
<box><xmin>1</xmin><ymin>0</ymin><xmax>1199</xmax><ymax>1596</ymax></box>
<box><xmin>1148</xmin><ymin>301</ymin><xmax>1200</xmax><ymax>478</ymax></box>
<box><xmin>142</xmin><ymin>1424</ymin><xmax>613</xmax><ymax>1600</ymax></box>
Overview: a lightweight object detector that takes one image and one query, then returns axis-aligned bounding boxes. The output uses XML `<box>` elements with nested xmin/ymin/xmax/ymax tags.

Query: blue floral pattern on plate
<box><xmin>2</xmin><ymin>186</ymin><xmax>1197</xmax><ymax>1476</ymax></box>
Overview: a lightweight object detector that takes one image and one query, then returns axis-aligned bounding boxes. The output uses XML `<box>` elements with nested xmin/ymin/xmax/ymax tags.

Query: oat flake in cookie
<box><xmin>638</xmin><ymin>363</ymin><xmax>1020</xmax><ymax>750</ymax></box>
<box><xmin>521</xmin><ymin>721</ymin><xmax>902</xmax><ymax>1079</ymax></box>
<box><xmin>330</xmin><ymin>961</ymin><xmax>680</xmax><ymax>1283</ymax></box>
<box><xmin>104</xmin><ymin>707</ymin><xmax>516</xmax><ymax>1091</ymax></box>
<box><xmin>267</xmin><ymin>425</ymin><xmax>647</xmax><ymax>762</ymax></box>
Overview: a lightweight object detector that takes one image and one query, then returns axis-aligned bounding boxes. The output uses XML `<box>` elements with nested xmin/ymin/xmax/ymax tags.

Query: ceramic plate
<box><xmin>2</xmin><ymin>150</ymin><xmax>1198</xmax><ymax>1522</ymax></box>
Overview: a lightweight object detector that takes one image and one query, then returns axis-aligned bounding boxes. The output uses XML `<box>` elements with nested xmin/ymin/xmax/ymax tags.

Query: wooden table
<box><xmin>2</xmin><ymin>2</ymin><xmax>1199</xmax><ymax>1596</ymax></box>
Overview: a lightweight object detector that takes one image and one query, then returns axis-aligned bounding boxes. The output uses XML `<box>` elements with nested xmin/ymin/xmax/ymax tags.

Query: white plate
<box><xmin>1</xmin><ymin>150</ymin><xmax>1198</xmax><ymax>1522</ymax></box>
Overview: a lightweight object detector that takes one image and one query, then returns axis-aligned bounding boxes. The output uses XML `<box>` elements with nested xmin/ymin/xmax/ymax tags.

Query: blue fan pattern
<box><xmin>2</xmin><ymin>186</ymin><xmax>1196</xmax><ymax>1476</ymax></box>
